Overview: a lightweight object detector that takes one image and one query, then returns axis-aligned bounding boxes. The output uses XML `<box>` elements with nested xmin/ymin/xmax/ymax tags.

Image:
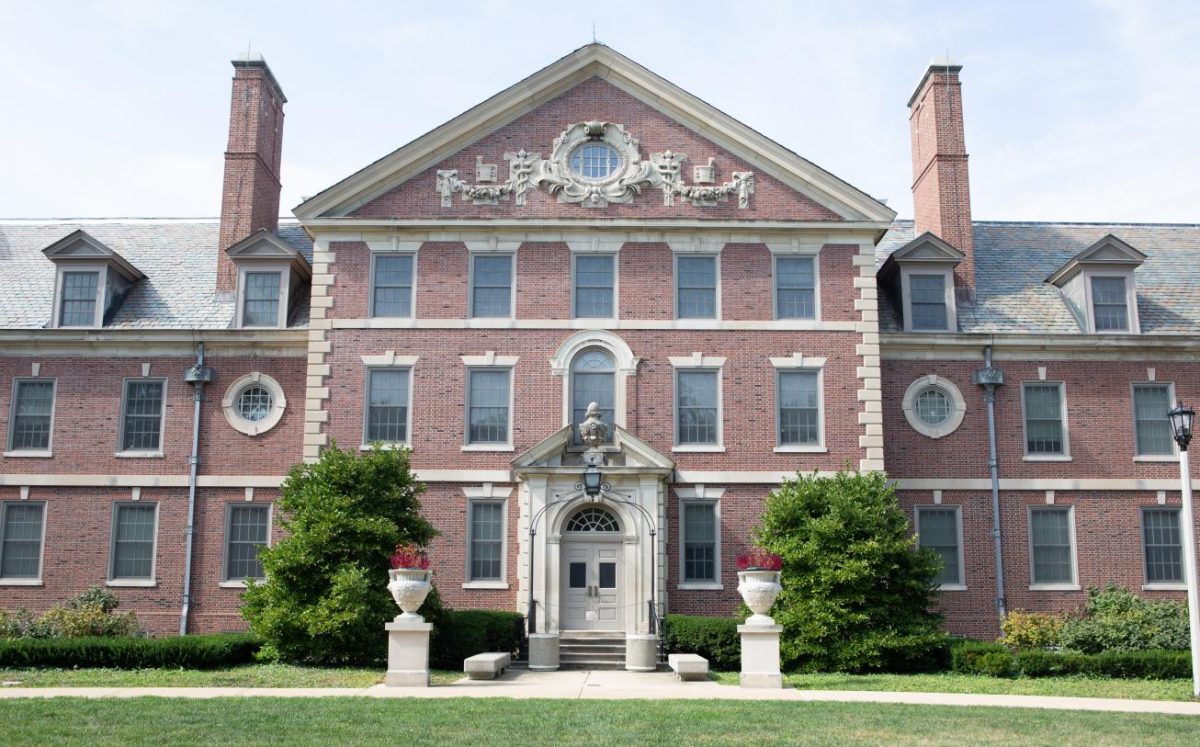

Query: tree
<box><xmin>753</xmin><ymin>470</ymin><xmax>947</xmax><ymax>672</ymax></box>
<box><xmin>241</xmin><ymin>443</ymin><xmax>436</xmax><ymax>664</ymax></box>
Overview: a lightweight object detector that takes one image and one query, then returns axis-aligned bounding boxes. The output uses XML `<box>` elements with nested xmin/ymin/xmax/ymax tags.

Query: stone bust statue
<box><xmin>578</xmin><ymin>401</ymin><xmax>609</xmax><ymax>448</ymax></box>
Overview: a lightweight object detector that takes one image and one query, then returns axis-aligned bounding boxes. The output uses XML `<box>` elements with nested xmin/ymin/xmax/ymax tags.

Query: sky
<box><xmin>1</xmin><ymin>0</ymin><xmax>1197</xmax><ymax>223</ymax></box>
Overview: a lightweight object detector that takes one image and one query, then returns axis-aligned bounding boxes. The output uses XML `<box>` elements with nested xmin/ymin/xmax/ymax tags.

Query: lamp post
<box><xmin>1167</xmin><ymin>401</ymin><xmax>1199</xmax><ymax>698</ymax></box>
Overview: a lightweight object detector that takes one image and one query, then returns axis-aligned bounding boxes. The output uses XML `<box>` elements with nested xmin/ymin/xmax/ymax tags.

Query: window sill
<box><xmin>3</xmin><ymin>450</ymin><xmax>53</xmax><ymax>458</ymax></box>
<box><xmin>937</xmin><ymin>583</ymin><xmax>968</xmax><ymax>592</ymax></box>
<box><xmin>676</xmin><ymin>583</ymin><xmax>724</xmax><ymax>591</ymax></box>
<box><xmin>461</xmin><ymin>445</ymin><xmax>515</xmax><ymax>453</ymax></box>
<box><xmin>360</xmin><ymin>443</ymin><xmax>411</xmax><ymax>452</ymax></box>
<box><xmin>1028</xmin><ymin>583</ymin><xmax>1081</xmax><ymax>592</ymax></box>
<box><xmin>115</xmin><ymin>451</ymin><xmax>164</xmax><ymax>459</ymax></box>
<box><xmin>462</xmin><ymin>581</ymin><xmax>509</xmax><ymax>590</ymax></box>
<box><xmin>219</xmin><ymin>580</ymin><xmax>250</xmax><ymax>589</ymax></box>
<box><xmin>0</xmin><ymin>578</ymin><xmax>43</xmax><ymax>586</ymax></box>
<box><xmin>773</xmin><ymin>445</ymin><xmax>827</xmax><ymax>453</ymax></box>
<box><xmin>1023</xmin><ymin>455</ymin><xmax>1072</xmax><ymax>462</ymax></box>
<box><xmin>107</xmin><ymin>579</ymin><xmax>157</xmax><ymax>588</ymax></box>
<box><xmin>1134</xmin><ymin>455</ymin><xmax>1179</xmax><ymax>463</ymax></box>
<box><xmin>672</xmin><ymin>445</ymin><xmax>726</xmax><ymax>453</ymax></box>
<box><xmin>1142</xmin><ymin>583</ymin><xmax>1186</xmax><ymax>591</ymax></box>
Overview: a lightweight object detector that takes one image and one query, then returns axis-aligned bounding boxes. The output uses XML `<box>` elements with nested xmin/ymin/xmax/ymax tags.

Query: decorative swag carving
<box><xmin>435</xmin><ymin>121</ymin><xmax>755</xmax><ymax>210</ymax></box>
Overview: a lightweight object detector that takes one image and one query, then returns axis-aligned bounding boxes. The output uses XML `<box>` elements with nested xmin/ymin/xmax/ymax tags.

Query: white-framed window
<box><xmin>223</xmin><ymin>504</ymin><xmax>270</xmax><ymax>584</ymax></box>
<box><xmin>916</xmin><ymin>506</ymin><xmax>965</xmax><ymax>589</ymax></box>
<box><xmin>777</xmin><ymin>370</ymin><xmax>821</xmax><ymax>447</ymax></box>
<box><xmin>467</xmin><ymin>500</ymin><xmax>505</xmax><ymax>582</ymax></box>
<box><xmin>1132</xmin><ymin>383</ymin><xmax>1176</xmax><ymax>458</ymax></box>
<box><xmin>370</xmin><ymin>253</ymin><xmax>415</xmax><ymax>318</ymax></box>
<box><xmin>674</xmin><ymin>368</ymin><xmax>722</xmax><ymax>449</ymax></box>
<box><xmin>908</xmin><ymin>273</ymin><xmax>948</xmax><ymax>330</ymax></box>
<box><xmin>570</xmin><ymin>348</ymin><xmax>616</xmax><ymax>445</ymax></box>
<box><xmin>221</xmin><ymin>372</ymin><xmax>287</xmax><ymax>436</ymax></box>
<box><xmin>675</xmin><ymin>254</ymin><xmax>719</xmax><ymax>319</ymax></box>
<box><xmin>363</xmin><ymin>368</ymin><xmax>412</xmax><ymax>446</ymax></box>
<box><xmin>1090</xmin><ymin>275</ymin><xmax>1130</xmax><ymax>332</ymax></box>
<box><xmin>1028</xmin><ymin>506</ymin><xmax>1078</xmax><ymax>589</ymax></box>
<box><xmin>6</xmin><ymin>379</ymin><xmax>56</xmax><ymax>455</ymax></box>
<box><xmin>1022</xmin><ymin>382</ymin><xmax>1069</xmax><ymax>459</ymax></box>
<box><xmin>774</xmin><ymin>255</ymin><xmax>817</xmax><ymax>320</ymax></box>
<box><xmin>109</xmin><ymin>502</ymin><xmax>158</xmax><ymax>584</ymax></box>
<box><xmin>902</xmin><ymin>375</ymin><xmax>967</xmax><ymax>439</ymax></box>
<box><xmin>58</xmin><ymin>270</ymin><xmax>101</xmax><ymax>327</ymax></box>
<box><xmin>470</xmin><ymin>253</ymin><xmax>514</xmax><ymax>318</ymax></box>
<box><xmin>118</xmin><ymin>378</ymin><xmax>166</xmax><ymax>455</ymax></box>
<box><xmin>573</xmin><ymin>253</ymin><xmax>616</xmax><ymax>318</ymax></box>
<box><xmin>241</xmin><ymin>270</ymin><xmax>283</xmax><ymax>328</ymax></box>
<box><xmin>570</xmin><ymin>142</ymin><xmax>621</xmax><ymax>180</ymax></box>
<box><xmin>0</xmin><ymin>501</ymin><xmax>46</xmax><ymax>583</ymax></box>
<box><xmin>682</xmin><ymin>501</ymin><xmax>719</xmax><ymax>584</ymax></box>
<box><xmin>465</xmin><ymin>368</ymin><xmax>512</xmax><ymax>448</ymax></box>
<box><xmin>1142</xmin><ymin>507</ymin><xmax>1184</xmax><ymax>588</ymax></box>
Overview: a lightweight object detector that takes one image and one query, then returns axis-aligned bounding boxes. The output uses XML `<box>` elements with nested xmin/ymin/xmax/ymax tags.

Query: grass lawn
<box><xmin>0</xmin><ymin>697</ymin><xmax>1196</xmax><ymax>746</ymax></box>
<box><xmin>710</xmin><ymin>670</ymin><xmax>1196</xmax><ymax>701</ymax></box>
<box><xmin>0</xmin><ymin>664</ymin><xmax>463</xmax><ymax>688</ymax></box>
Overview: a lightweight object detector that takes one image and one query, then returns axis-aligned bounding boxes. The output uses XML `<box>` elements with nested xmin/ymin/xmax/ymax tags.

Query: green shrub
<box><xmin>0</xmin><ymin>608</ymin><xmax>54</xmax><ymax>639</ymax></box>
<box><xmin>1</xmin><ymin>587</ymin><xmax>140</xmax><ymax>640</ymax></box>
<box><xmin>0</xmin><ymin>633</ymin><xmax>259</xmax><ymax>669</ymax></box>
<box><xmin>752</xmin><ymin>470</ymin><xmax>947</xmax><ymax>672</ymax></box>
<box><xmin>1059</xmin><ymin>586</ymin><xmax>1189</xmax><ymax>654</ymax></box>
<box><xmin>430</xmin><ymin>609</ymin><xmax>525</xmax><ymax>669</ymax></box>
<box><xmin>663</xmin><ymin>614</ymin><xmax>740</xmax><ymax>671</ymax></box>
<box><xmin>1000</xmin><ymin>609</ymin><xmax>1063</xmax><ymax>650</ymax></box>
<box><xmin>1017</xmin><ymin>649</ymin><xmax>1189</xmax><ymax>680</ymax></box>
<box><xmin>952</xmin><ymin>640</ymin><xmax>1016</xmax><ymax>677</ymax></box>
<box><xmin>241</xmin><ymin>443</ymin><xmax>436</xmax><ymax>665</ymax></box>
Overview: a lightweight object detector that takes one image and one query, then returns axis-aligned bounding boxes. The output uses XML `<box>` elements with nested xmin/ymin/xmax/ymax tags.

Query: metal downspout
<box><xmin>180</xmin><ymin>342</ymin><xmax>212</xmax><ymax>636</ymax></box>
<box><xmin>974</xmin><ymin>345</ymin><xmax>1007</xmax><ymax>621</ymax></box>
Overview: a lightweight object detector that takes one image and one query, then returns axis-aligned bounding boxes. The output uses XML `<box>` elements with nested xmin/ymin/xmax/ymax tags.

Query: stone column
<box><xmin>384</xmin><ymin>619</ymin><xmax>433</xmax><ymax>687</ymax></box>
<box><xmin>737</xmin><ymin>622</ymin><xmax>783</xmax><ymax>688</ymax></box>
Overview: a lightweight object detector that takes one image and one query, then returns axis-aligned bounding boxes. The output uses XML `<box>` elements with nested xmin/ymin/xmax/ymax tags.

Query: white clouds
<box><xmin>0</xmin><ymin>1</ymin><xmax>1196</xmax><ymax>223</ymax></box>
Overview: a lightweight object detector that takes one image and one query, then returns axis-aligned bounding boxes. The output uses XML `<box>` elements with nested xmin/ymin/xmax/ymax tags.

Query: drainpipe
<box><xmin>180</xmin><ymin>343</ymin><xmax>215</xmax><ymax>635</ymax></box>
<box><xmin>972</xmin><ymin>345</ymin><xmax>1006</xmax><ymax>621</ymax></box>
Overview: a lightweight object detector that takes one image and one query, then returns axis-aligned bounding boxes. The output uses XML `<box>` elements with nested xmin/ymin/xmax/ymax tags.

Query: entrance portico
<box><xmin>513</xmin><ymin>420</ymin><xmax>673</xmax><ymax>636</ymax></box>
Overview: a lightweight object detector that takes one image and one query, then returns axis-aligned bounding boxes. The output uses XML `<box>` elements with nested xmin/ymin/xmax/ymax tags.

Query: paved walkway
<box><xmin>2</xmin><ymin>670</ymin><xmax>1198</xmax><ymax>715</ymax></box>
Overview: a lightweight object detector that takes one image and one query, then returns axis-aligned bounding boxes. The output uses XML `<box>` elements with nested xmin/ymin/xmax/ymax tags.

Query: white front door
<box><xmin>561</xmin><ymin>541</ymin><xmax>623</xmax><ymax>631</ymax></box>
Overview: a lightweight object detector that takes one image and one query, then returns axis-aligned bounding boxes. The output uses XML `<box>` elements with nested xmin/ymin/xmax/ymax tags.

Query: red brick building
<box><xmin>1</xmin><ymin>45</ymin><xmax>1197</xmax><ymax>642</ymax></box>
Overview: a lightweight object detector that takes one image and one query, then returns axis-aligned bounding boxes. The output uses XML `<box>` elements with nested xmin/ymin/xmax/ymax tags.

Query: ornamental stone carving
<box><xmin>433</xmin><ymin>122</ymin><xmax>755</xmax><ymax>210</ymax></box>
<box><xmin>578</xmin><ymin>401</ymin><xmax>609</xmax><ymax>448</ymax></box>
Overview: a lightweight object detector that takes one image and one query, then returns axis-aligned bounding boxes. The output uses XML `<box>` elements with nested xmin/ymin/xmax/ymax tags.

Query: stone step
<box><xmin>559</xmin><ymin>642</ymin><xmax>626</xmax><ymax>652</ymax></box>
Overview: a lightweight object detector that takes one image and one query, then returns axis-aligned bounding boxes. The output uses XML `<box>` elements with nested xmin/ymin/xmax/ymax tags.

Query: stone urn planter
<box><xmin>737</xmin><ymin>570</ymin><xmax>782</xmax><ymax>625</ymax></box>
<box><xmin>388</xmin><ymin>568</ymin><xmax>433</xmax><ymax>621</ymax></box>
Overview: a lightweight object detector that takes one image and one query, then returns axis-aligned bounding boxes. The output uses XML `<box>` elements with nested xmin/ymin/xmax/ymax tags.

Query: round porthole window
<box><xmin>222</xmin><ymin>373</ymin><xmax>286</xmax><ymax>436</ymax></box>
<box><xmin>569</xmin><ymin>143</ymin><xmax>620</xmax><ymax>180</ymax></box>
<box><xmin>902</xmin><ymin>376</ymin><xmax>966</xmax><ymax>439</ymax></box>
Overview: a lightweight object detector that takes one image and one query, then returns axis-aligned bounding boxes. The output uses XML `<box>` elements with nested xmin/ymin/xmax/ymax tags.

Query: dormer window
<box><xmin>42</xmin><ymin>230</ymin><xmax>145</xmax><ymax>329</ymax></box>
<box><xmin>226</xmin><ymin>230</ymin><xmax>312</xmax><ymax>329</ymax></box>
<box><xmin>1046</xmin><ymin>234</ymin><xmax>1144</xmax><ymax>334</ymax></box>
<box><xmin>877</xmin><ymin>232</ymin><xmax>965</xmax><ymax>333</ymax></box>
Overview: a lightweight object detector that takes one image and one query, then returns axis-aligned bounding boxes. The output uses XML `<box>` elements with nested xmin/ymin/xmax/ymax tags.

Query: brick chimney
<box><xmin>909</xmin><ymin>59</ymin><xmax>973</xmax><ymax>295</ymax></box>
<box><xmin>217</xmin><ymin>57</ymin><xmax>286</xmax><ymax>292</ymax></box>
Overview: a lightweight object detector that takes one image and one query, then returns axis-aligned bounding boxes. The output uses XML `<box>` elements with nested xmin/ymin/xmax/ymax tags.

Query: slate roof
<box><xmin>877</xmin><ymin>221</ymin><xmax>1200</xmax><ymax>334</ymax></box>
<box><xmin>0</xmin><ymin>220</ymin><xmax>312</xmax><ymax>330</ymax></box>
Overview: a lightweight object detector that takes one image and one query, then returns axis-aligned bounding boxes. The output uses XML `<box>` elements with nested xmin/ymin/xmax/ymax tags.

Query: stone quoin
<box><xmin>1</xmin><ymin>45</ymin><xmax>1197</xmax><ymax>643</ymax></box>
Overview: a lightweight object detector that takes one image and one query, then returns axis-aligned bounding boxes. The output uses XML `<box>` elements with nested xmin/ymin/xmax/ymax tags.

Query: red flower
<box><xmin>390</xmin><ymin>542</ymin><xmax>430</xmax><ymax>570</ymax></box>
<box><xmin>736</xmin><ymin>550</ymin><xmax>782</xmax><ymax>571</ymax></box>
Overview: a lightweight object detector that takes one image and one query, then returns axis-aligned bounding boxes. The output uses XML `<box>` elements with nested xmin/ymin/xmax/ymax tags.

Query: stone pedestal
<box><xmin>737</xmin><ymin>622</ymin><xmax>783</xmax><ymax>689</ymax></box>
<box><xmin>384</xmin><ymin>619</ymin><xmax>433</xmax><ymax>687</ymax></box>
<box><xmin>625</xmin><ymin>634</ymin><xmax>658</xmax><ymax>672</ymax></box>
<box><xmin>529</xmin><ymin>633</ymin><xmax>560</xmax><ymax>671</ymax></box>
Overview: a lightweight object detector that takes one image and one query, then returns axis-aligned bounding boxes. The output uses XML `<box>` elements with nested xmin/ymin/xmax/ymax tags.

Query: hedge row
<box><xmin>662</xmin><ymin>614</ymin><xmax>740</xmax><ymax>671</ymax></box>
<box><xmin>431</xmin><ymin>610</ymin><xmax>525</xmax><ymax>669</ymax></box>
<box><xmin>0</xmin><ymin>633</ymin><xmax>260</xmax><ymax>669</ymax></box>
<box><xmin>952</xmin><ymin>640</ymin><xmax>1190</xmax><ymax>679</ymax></box>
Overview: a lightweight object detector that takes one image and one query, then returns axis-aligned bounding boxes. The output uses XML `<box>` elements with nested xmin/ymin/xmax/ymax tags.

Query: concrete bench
<box><xmin>464</xmin><ymin>652</ymin><xmax>511</xmax><ymax>680</ymax></box>
<box><xmin>668</xmin><ymin>653</ymin><xmax>709</xmax><ymax>681</ymax></box>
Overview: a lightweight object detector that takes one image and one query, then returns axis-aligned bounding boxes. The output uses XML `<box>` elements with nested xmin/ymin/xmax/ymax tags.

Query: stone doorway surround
<box><xmin>513</xmin><ymin>424</ymin><xmax>673</xmax><ymax>636</ymax></box>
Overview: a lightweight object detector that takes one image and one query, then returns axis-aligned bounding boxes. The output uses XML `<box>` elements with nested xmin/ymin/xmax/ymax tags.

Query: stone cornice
<box><xmin>881</xmin><ymin>332</ymin><xmax>1200</xmax><ymax>360</ymax></box>
<box><xmin>0</xmin><ymin>329</ymin><xmax>308</xmax><ymax>357</ymax></box>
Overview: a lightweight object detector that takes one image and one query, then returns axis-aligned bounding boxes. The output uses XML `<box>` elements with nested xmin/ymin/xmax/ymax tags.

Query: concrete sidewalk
<box><xmin>2</xmin><ymin>669</ymin><xmax>1199</xmax><ymax>716</ymax></box>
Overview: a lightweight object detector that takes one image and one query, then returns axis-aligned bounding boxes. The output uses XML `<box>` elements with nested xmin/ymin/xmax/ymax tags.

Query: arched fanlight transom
<box><xmin>564</xmin><ymin>506</ymin><xmax>621</xmax><ymax>533</ymax></box>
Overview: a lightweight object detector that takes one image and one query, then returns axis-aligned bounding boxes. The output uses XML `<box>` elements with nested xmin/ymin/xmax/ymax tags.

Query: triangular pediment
<box><xmin>42</xmin><ymin>229</ymin><xmax>144</xmax><ymax>281</ymax></box>
<box><xmin>512</xmin><ymin>424</ymin><xmax>674</xmax><ymax>473</ymax></box>
<box><xmin>295</xmin><ymin>44</ymin><xmax>895</xmax><ymax>225</ymax></box>
<box><xmin>227</xmin><ymin>229</ymin><xmax>312</xmax><ymax>276</ymax></box>
<box><xmin>1046</xmin><ymin>234</ymin><xmax>1145</xmax><ymax>286</ymax></box>
<box><xmin>889</xmin><ymin>232</ymin><xmax>965</xmax><ymax>263</ymax></box>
